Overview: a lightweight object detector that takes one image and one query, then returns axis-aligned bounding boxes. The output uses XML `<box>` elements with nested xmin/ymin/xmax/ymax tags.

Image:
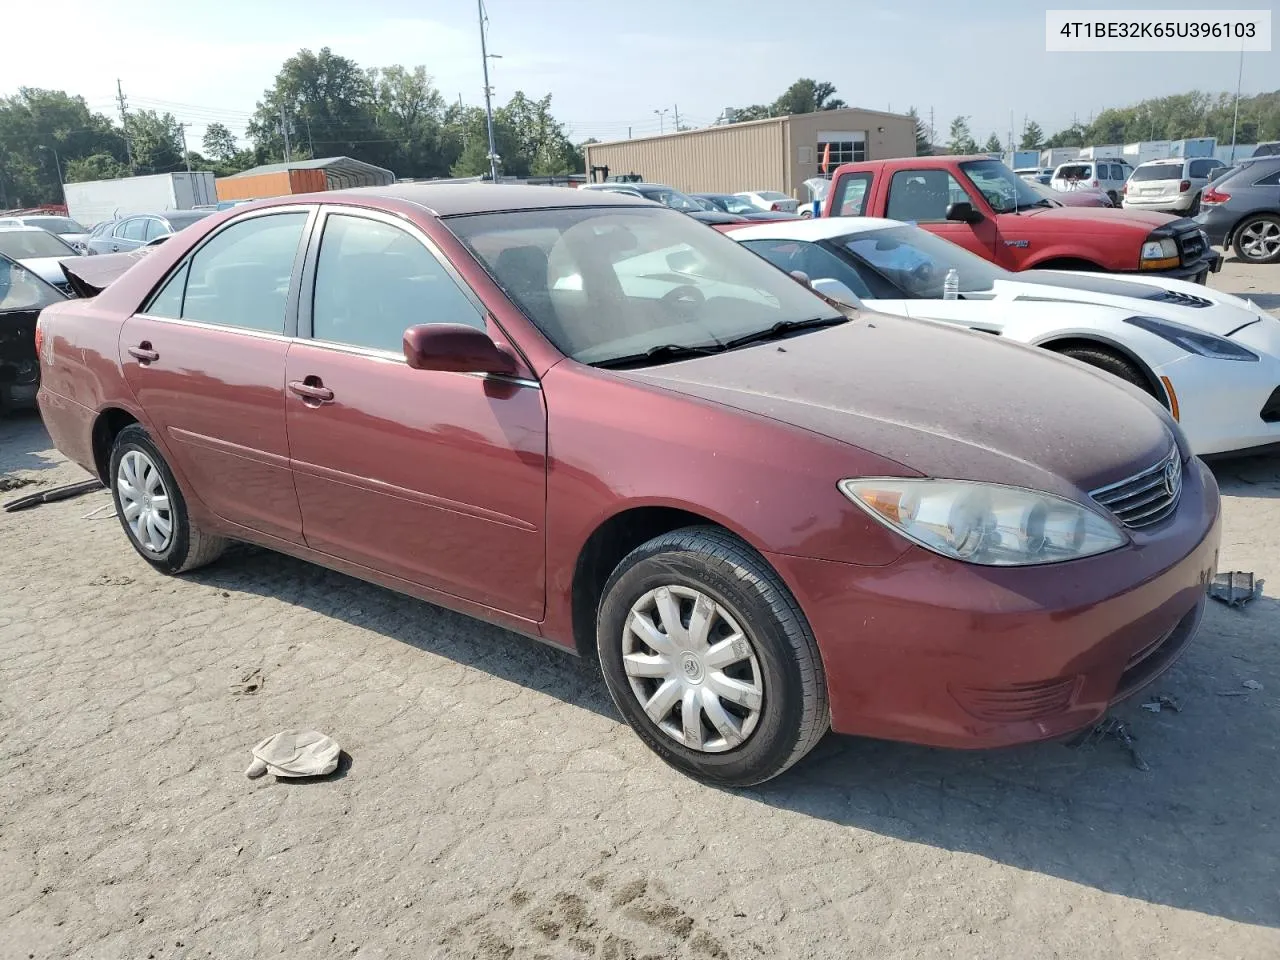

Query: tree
<box><xmin>772</xmin><ymin>78</ymin><xmax>846</xmax><ymax>116</ymax></box>
<box><xmin>907</xmin><ymin>107</ymin><xmax>932</xmax><ymax>156</ymax></box>
<box><xmin>247</xmin><ymin>47</ymin><xmax>375</xmax><ymax>163</ymax></box>
<box><xmin>0</xmin><ymin>87</ymin><xmax>125</xmax><ymax>205</ymax></box>
<box><xmin>1019</xmin><ymin>121</ymin><xmax>1044</xmax><ymax>150</ymax></box>
<box><xmin>370</xmin><ymin>65</ymin><xmax>451</xmax><ymax>177</ymax></box>
<box><xmin>947</xmin><ymin>116</ymin><xmax>977</xmax><ymax>154</ymax></box>
<box><xmin>983</xmin><ymin>133</ymin><xmax>1004</xmax><ymax>153</ymax></box>
<box><xmin>126</xmin><ymin>109</ymin><xmax>185</xmax><ymax>174</ymax></box>
<box><xmin>726</xmin><ymin>104</ymin><xmax>770</xmax><ymax>123</ymax></box>
<box><xmin>64</xmin><ymin>152</ymin><xmax>129</xmax><ymax>183</ymax></box>
<box><xmin>202</xmin><ymin>122</ymin><xmax>239</xmax><ymax>162</ymax></box>
<box><xmin>1044</xmin><ymin>122</ymin><xmax>1087</xmax><ymax>148</ymax></box>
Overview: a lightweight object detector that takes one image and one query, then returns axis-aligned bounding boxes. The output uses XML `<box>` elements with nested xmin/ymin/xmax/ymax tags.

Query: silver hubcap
<box><xmin>621</xmin><ymin>585</ymin><xmax>764</xmax><ymax>753</ymax></box>
<box><xmin>1240</xmin><ymin>221</ymin><xmax>1280</xmax><ymax>260</ymax></box>
<box><xmin>117</xmin><ymin>450</ymin><xmax>173</xmax><ymax>553</ymax></box>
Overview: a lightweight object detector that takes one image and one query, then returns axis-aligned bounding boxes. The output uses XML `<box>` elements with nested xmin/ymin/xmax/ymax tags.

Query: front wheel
<box><xmin>1233</xmin><ymin>215</ymin><xmax>1280</xmax><ymax>264</ymax></box>
<box><xmin>597</xmin><ymin>527</ymin><xmax>828</xmax><ymax>786</ymax></box>
<box><xmin>1055</xmin><ymin>345</ymin><xmax>1155</xmax><ymax>398</ymax></box>
<box><xmin>109</xmin><ymin>424</ymin><xmax>228</xmax><ymax>574</ymax></box>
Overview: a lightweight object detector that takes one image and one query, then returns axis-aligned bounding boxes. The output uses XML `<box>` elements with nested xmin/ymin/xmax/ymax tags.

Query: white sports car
<box><xmin>724</xmin><ymin>216</ymin><xmax>1280</xmax><ymax>457</ymax></box>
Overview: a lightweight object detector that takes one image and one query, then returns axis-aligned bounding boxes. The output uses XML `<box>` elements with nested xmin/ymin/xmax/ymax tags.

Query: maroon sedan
<box><xmin>34</xmin><ymin>185</ymin><xmax>1220</xmax><ymax>785</ymax></box>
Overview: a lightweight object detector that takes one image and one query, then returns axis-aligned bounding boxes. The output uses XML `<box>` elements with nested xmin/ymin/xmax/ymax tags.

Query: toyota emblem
<box><xmin>1163</xmin><ymin>457</ymin><xmax>1181</xmax><ymax>497</ymax></box>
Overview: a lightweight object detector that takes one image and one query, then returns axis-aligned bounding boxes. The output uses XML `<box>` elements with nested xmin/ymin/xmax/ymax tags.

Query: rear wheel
<box><xmin>1186</xmin><ymin>193</ymin><xmax>1201</xmax><ymax>216</ymax></box>
<box><xmin>597</xmin><ymin>527</ymin><xmax>828</xmax><ymax>787</ymax></box>
<box><xmin>109</xmin><ymin>425</ymin><xmax>227</xmax><ymax>574</ymax></box>
<box><xmin>1232</xmin><ymin>215</ymin><xmax>1280</xmax><ymax>264</ymax></box>
<box><xmin>1054</xmin><ymin>345</ymin><xmax>1155</xmax><ymax>397</ymax></box>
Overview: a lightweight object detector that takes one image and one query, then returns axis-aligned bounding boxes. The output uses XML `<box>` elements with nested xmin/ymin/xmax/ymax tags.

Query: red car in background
<box><xmin>34</xmin><ymin>185</ymin><xmax>1219</xmax><ymax>785</ymax></box>
<box><xmin>823</xmin><ymin>155</ymin><xmax>1222</xmax><ymax>283</ymax></box>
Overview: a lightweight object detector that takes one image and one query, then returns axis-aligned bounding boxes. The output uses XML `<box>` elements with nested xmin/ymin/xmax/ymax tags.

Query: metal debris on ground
<box><xmin>1140</xmin><ymin>694</ymin><xmax>1183</xmax><ymax>714</ymax></box>
<box><xmin>1072</xmin><ymin>716</ymin><xmax>1150</xmax><ymax>771</ymax></box>
<box><xmin>3</xmin><ymin>478</ymin><xmax>104</xmax><ymax>513</ymax></box>
<box><xmin>229</xmin><ymin>668</ymin><xmax>265</xmax><ymax>697</ymax></box>
<box><xmin>0</xmin><ymin>475</ymin><xmax>39</xmax><ymax>493</ymax></box>
<box><xmin>1208</xmin><ymin>571</ymin><xmax>1264</xmax><ymax>608</ymax></box>
<box><xmin>245</xmin><ymin>730</ymin><xmax>341</xmax><ymax>779</ymax></box>
<box><xmin>1242</xmin><ymin>679</ymin><xmax>1264</xmax><ymax>691</ymax></box>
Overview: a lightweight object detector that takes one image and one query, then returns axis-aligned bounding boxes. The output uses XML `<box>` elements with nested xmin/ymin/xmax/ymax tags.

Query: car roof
<box><xmin>1139</xmin><ymin>158</ymin><xmax>1186</xmax><ymax>165</ymax></box>
<box><xmin>305</xmin><ymin>183</ymin><xmax>656</xmax><ymax>216</ymax></box>
<box><xmin>0</xmin><ymin>225</ymin><xmax>46</xmax><ymax>232</ymax></box>
<box><xmin>722</xmin><ymin>216</ymin><xmax>900</xmax><ymax>242</ymax></box>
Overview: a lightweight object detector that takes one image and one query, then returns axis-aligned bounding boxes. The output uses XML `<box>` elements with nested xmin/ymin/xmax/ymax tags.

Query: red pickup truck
<box><xmin>820</xmin><ymin>155</ymin><xmax>1222</xmax><ymax>284</ymax></box>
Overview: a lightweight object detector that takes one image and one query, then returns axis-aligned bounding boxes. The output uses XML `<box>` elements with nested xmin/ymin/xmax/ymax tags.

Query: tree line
<box><xmin>0</xmin><ymin>46</ymin><xmax>583</xmax><ymax>208</ymax></box>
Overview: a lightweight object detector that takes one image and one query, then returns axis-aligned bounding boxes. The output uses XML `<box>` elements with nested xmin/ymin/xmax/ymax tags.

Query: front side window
<box><xmin>146</xmin><ymin>212</ymin><xmax>307</xmax><ymax>333</ymax></box>
<box><xmin>311</xmin><ymin>214</ymin><xmax>484</xmax><ymax>353</ymax></box>
<box><xmin>838</xmin><ymin>224</ymin><xmax>1006</xmax><ymax>298</ymax></box>
<box><xmin>959</xmin><ymin>160</ymin><xmax>1046</xmax><ymax>213</ymax></box>
<box><xmin>739</xmin><ymin>239</ymin><xmax>876</xmax><ymax>299</ymax></box>
<box><xmin>447</xmin><ymin>206</ymin><xmax>841</xmax><ymax>366</ymax></box>
<box><xmin>885</xmin><ymin>170</ymin><xmax>971</xmax><ymax>221</ymax></box>
<box><xmin>119</xmin><ymin>219</ymin><xmax>148</xmax><ymax>242</ymax></box>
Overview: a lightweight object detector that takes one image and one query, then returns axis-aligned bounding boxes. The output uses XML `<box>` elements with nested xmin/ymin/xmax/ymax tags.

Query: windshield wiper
<box><xmin>720</xmin><ymin>315</ymin><xmax>848</xmax><ymax>350</ymax></box>
<box><xmin>591</xmin><ymin>341</ymin><xmax>725</xmax><ymax>370</ymax></box>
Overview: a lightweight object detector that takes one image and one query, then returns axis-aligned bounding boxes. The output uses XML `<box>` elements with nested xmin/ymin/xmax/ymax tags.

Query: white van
<box><xmin>1050</xmin><ymin>159</ymin><xmax>1133</xmax><ymax>205</ymax></box>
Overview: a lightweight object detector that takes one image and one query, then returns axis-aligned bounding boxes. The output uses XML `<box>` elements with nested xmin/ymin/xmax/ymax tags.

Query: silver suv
<box><xmin>1122</xmin><ymin>157</ymin><xmax>1226</xmax><ymax>215</ymax></box>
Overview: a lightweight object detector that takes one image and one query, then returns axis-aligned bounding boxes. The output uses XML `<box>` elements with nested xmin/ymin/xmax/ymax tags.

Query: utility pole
<box><xmin>628</xmin><ymin>126</ymin><xmax>632</xmax><ymax>139</ymax></box>
<box><xmin>176</xmin><ymin>124</ymin><xmax>192</xmax><ymax>173</ymax></box>
<box><xmin>116</xmin><ymin>78</ymin><xmax>133</xmax><ymax>172</ymax></box>
<box><xmin>928</xmin><ymin>107</ymin><xmax>935</xmax><ymax>149</ymax></box>
<box><xmin>654</xmin><ymin>108</ymin><xmax>669</xmax><ymax>134</ymax></box>
<box><xmin>1230</xmin><ymin>42</ymin><xmax>1245</xmax><ymax>163</ymax></box>
<box><xmin>279</xmin><ymin>107</ymin><xmax>292</xmax><ymax>162</ymax></box>
<box><xmin>305</xmin><ymin>119</ymin><xmax>315</xmax><ymax>158</ymax></box>
<box><xmin>673</xmin><ymin>104</ymin><xmax>680</xmax><ymax>131</ymax></box>
<box><xmin>478</xmin><ymin>0</ymin><xmax>499</xmax><ymax>182</ymax></box>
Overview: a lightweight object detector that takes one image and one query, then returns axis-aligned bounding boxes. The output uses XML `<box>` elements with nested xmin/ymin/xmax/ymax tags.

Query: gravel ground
<box><xmin>2</xmin><ymin>259</ymin><xmax>1278</xmax><ymax>960</ymax></box>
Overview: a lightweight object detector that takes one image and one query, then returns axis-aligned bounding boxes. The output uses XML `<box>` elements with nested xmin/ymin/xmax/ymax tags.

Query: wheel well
<box><xmin>91</xmin><ymin>408</ymin><xmax>139</xmax><ymax>481</ymax></box>
<box><xmin>1030</xmin><ymin>257</ymin><xmax>1105</xmax><ymax>271</ymax></box>
<box><xmin>570</xmin><ymin>506</ymin><xmax>720</xmax><ymax>658</ymax></box>
<box><xmin>1038</xmin><ymin>337</ymin><xmax>1166</xmax><ymax>406</ymax></box>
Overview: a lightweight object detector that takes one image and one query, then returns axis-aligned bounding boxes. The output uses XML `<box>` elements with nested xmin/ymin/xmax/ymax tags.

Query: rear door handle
<box><xmin>128</xmin><ymin>343</ymin><xmax>159</xmax><ymax>363</ymax></box>
<box><xmin>288</xmin><ymin>379</ymin><xmax>335</xmax><ymax>403</ymax></box>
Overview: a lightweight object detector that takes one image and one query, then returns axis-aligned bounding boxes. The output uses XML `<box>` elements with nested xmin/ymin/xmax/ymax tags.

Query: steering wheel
<box><xmin>662</xmin><ymin>284</ymin><xmax>705</xmax><ymax>310</ymax></box>
<box><xmin>909</xmin><ymin>261</ymin><xmax>936</xmax><ymax>288</ymax></box>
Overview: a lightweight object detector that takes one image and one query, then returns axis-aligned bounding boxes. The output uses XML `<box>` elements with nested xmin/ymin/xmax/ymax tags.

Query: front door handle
<box><xmin>288</xmin><ymin>379</ymin><xmax>335</xmax><ymax>404</ymax></box>
<box><xmin>128</xmin><ymin>343</ymin><xmax>159</xmax><ymax>363</ymax></box>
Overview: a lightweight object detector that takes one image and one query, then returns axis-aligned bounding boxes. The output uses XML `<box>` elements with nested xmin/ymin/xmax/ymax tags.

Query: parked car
<box><xmin>1014</xmin><ymin>167</ymin><xmax>1054</xmax><ymax>184</ymax></box>
<box><xmin>1</xmin><ymin>252</ymin><xmax>67</xmax><ymax>413</ymax></box>
<box><xmin>578</xmin><ymin>182</ymin><xmax>746</xmax><ymax>224</ymax></box>
<box><xmin>85</xmin><ymin>210</ymin><xmax>214</xmax><ymax>255</ymax></box>
<box><xmin>1051</xmin><ymin>158</ymin><xmax>1134</xmax><ymax>204</ymax></box>
<box><xmin>735</xmin><ymin>190</ymin><xmax>799</xmax><ymax>214</ymax></box>
<box><xmin>1196</xmin><ymin>156</ymin><xmax>1280</xmax><ymax>264</ymax></box>
<box><xmin>694</xmin><ymin>194</ymin><xmax>798</xmax><ymax>220</ymax></box>
<box><xmin>0</xmin><ymin>215</ymin><xmax>91</xmax><ymax>252</ymax></box>
<box><xmin>1122</xmin><ymin>157</ymin><xmax>1226</xmax><ymax>215</ymax></box>
<box><xmin>1251</xmin><ymin>142</ymin><xmax>1280</xmax><ymax>158</ymax></box>
<box><xmin>35</xmin><ymin>184</ymin><xmax>1220</xmax><ymax>785</ymax></box>
<box><xmin>1026</xmin><ymin>180</ymin><xmax>1112</xmax><ymax>208</ymax></box>
<box><xmin>0</xmin><ymin>226</ymin><xmax>83</xmax><ymax>293</ymax></box>
<box><xmin>723</xmin><ymin>216</ymin><xmax>1280</xmax><ymax>457</ymax></box>
<box><xmin>821</xmin><ymin>156</ymin><xmax>1221</xmax><ymax>283</ymax></box>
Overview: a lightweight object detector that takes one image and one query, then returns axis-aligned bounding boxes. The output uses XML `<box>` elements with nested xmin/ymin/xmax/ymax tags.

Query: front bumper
<box><xmin>768</xmin><ymin>457</ymin><xmax>1221</xmax><ymax>748</ymax></box>
<box><xmin>1123</xmin><ymin>195</ymin><xmax>1193</xmax><ymax>213</ymax></box>
<box><xmin>1129</xmin><ymin>250</ymin><xmax>1222</xmax><ymax>283</ymax></box>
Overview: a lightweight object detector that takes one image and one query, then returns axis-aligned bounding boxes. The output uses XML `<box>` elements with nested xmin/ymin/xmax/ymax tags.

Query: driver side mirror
<box><xmin>811</xmin><ymin>278</ymin><xmax>863</xmax><ymax>308</ymax></box>
<box><xmin>945</xmin><ymin>201</ymin><xmax>984</xmax><ymax>224</ymax></box>
<box><xmin>403</xmin><ymin>323</ymin><xmax>517</xmax><ymax>375</ymax></box>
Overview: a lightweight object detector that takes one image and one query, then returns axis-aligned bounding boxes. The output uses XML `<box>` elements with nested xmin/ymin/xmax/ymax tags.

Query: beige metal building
<box><xmin>582</xmin><ymin>108</ymin><xmax>916</xmax><ymax>200</ymax></box>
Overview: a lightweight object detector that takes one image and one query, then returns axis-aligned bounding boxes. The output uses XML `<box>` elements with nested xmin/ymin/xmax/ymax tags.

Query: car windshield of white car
<box><xmin>447</xmin><ymin>205</ymin><xmax>842</xmax><ymax>366</ymax></box>
<box><xmin>0</xmin><ymin>231</ymin><xmax>77</xmax><ymax>260</ymax></box>
<box><xmin>839</xmin><ymin>225</ymin><xmax>1003</xmax><ymax>298</ymax></box>
<box><xmin>960</xmin><ymin>160</ymin><xmax>1050</xmax><ymax>213</ymax></box>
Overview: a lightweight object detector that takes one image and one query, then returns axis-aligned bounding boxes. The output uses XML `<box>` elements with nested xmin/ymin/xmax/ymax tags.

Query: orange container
<box><xmin>216</xmin><ymin>167</ymin><xmax>328</xmax><ymax>201</ymax></box>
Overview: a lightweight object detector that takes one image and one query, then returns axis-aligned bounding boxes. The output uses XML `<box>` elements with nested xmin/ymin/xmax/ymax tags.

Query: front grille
<box><xmin>1261</xmin><ymin>386</ymin><xmax>1280</xmax><ymax>424</ymax></box>
<box><xmin>1148</xmin><ymin>289</ymin><xmax>1212</xmax><ymax>308</ymax></box>
<box><xmin>1090</xmin><ymin>450</ymin><xmax>1182</xmax><ymax>528</ymax></box>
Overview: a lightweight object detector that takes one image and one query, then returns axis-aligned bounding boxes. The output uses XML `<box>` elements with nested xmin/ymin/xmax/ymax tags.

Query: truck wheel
<box><xmin>596</xmin><ymin>526</ymin><xmax>829</xmax><ymax>787</ymax></box>
<box><xmin>1054</xmin><ymin>345</ymin><xmax>1155</xmax><ymax>398</ymax></box>
<box><xmin>1232</xmin><ymin>215</ymin><xmax>1280</xmax><ymax>264</ymax></box>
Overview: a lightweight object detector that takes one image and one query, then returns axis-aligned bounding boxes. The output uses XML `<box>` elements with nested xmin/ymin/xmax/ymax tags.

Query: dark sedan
<box><xmin>694</xmin><ymin>193</ymin><xmax>800</xmax><ymax>220</ymax></box>
<box><xmin>35</xmin><ymin>184</ymin><xmax>1219</xmax><ymax>785</ymax></box>
<box><xmin>1196</xmin><ymin>157</ymin><xmax>1280</xmax><ymax>264</ymax></box>
<box><xmin>85</xmin><ymin>210</ymin><xmax>214</xmax><ymax>255</ymax></box>
<box><xmin>1</xmin><ymin>252</ymin><xmax>67</xmax><ymax>412</ymax></box>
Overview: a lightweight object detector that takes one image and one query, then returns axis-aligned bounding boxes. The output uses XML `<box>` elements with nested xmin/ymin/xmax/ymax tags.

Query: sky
<box><xmin>2</xmin><ymin>0</ymin><xmax>1276</xmax><ymax>154</ymax></box>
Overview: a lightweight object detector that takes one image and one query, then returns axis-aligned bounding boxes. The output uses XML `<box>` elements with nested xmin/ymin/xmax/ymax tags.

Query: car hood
<box><xmin>621</xmin><ymin>314</ymin><xmax>1177</xmax><ymax>500</ymax></box>
<box><xmin>15</xmin><ymin>256</ymin><xmax>76</xmax><ymax>287</ymax></box>
<box><xmin>1010</xmin><ymin>205</ymin><xmax>1179</xmax><ymax>232</ymax></box>
<box><xmin>1003</xmin><ymin>270</ymin><xmax>1271</xmax><ymax>339</ymax></box>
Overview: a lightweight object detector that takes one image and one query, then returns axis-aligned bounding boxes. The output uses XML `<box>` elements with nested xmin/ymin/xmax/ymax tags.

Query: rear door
<box><xmin>119</xmin><ymin>207</ymin><xmax>314</xmax><ymax>542</ymax></box>
<box><xmin>284</xmin><ymin>207</ymin><xmax>548</xmax><ymax>619</ymax></box>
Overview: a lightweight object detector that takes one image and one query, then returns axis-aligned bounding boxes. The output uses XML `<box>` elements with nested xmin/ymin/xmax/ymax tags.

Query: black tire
<box><xmin>1232</xmin><ymin>214</ymin><xmax>1280</xmax><ymax>265</ymax></box>
<box><xmin>1107</xmin><ymin>190</ymin><xmax>1120</xmax><ymax>206</ymax></box>
<box><xmin>597</xmin><ymin>526</ymin><xmax>828</xmax><ymax>787</ymax></box>
<box><xmin>1055</xmin><ymin>345</ymin><xmax>1155</xmax><ymax>397</ymax></box>
<box><xmin>1186</xmin><ymin>193</ymin><xmax>1201</xmax><ymax>216</ymax></box>
<box><xmin>109</xmin><ymin>424</ymin><xmax>227</xmax><ymax>574</ymax></box>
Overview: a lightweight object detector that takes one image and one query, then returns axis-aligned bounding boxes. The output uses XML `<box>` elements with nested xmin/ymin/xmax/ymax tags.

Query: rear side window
<box><xmin>143</xmin><ymin>219</ymin><xmax>168</xmax><ymax>241</ymax></box>
<box><xmin>311</xmin><ymin>214</ymin><xmax>484</xmax><ymax>353</ymax></box>
<box><xmin>832</xmin><ymin>173</ymin><xmax>873</xmax><ymax>216</ymax></box>
<box><xmin>1255</xmin><ymin>168</ymin><xmax>1280</xmax><ymax>187</ymax></box>
<box><xmin>119</xmin><ymin>219</ymin><xmax>147</xmax><ymax>241</ymax></box>
<box><xmin>144</xmin><ymin>212</ymin><xmax>307</xmax><ymax>334</ymax></box>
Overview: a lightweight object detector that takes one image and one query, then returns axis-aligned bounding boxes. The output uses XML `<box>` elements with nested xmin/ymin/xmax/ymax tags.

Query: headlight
<box><xmin>1124</xmin><ymin>315</ymin><xmax>1258</xmax><ymax>361</ymax></box>
<box><xmin>839</xmin><ymin>478</ymin><xmax>1127</xmax><ymax>566</ymax></box>
<box><xmin>1140</xmin><ymin>237</ymin><xmax>1179</xmax><ymax>267</ymax></box>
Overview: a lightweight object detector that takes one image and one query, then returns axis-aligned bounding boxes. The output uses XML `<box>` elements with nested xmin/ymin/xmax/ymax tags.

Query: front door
<box><xmin>119</xmin><ymin>209</ymin><xmax>313</xmax><ymax>543</ymax></box>
<box><xmin>284</xmin><ymin>209</ymin><xmax>548</xmax><ymax>620</ymax></box>
<box><xmin>883</xmin><ymin>168</ymin><xmax>1000</xmax><ymax>262</ymax></box>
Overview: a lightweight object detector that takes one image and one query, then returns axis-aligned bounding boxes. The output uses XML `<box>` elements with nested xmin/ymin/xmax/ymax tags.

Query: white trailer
<box><xmin>64</xmin><ymin>172</ymin><xmax>217</xmax><ymax>227</ymax></box>
<box><xmin>1039</xmin><ymin>147</ymin><xmax>1080</xmax><ymax>169</ymax></box>
<box><xmin>1122</xmin><ymin>140</ymin><xmax>1174</xmax><ymax>165</ymax></box>
<box><xmin>1077</xmin><ymin>144</ymin><xmax>1124</xmax><ymax>160</ymax></box>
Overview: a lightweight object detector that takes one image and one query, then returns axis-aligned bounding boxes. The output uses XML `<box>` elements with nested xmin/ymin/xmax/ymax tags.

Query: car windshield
<box><xmin>634</xmin><ymin>188</ymin><xmax>703</xmax><ymax>213</ymax></box>
<box><xmin>0</xmin><ymin>230</ymin><xmax>78</xmax><ymax>259</ymax></box>
<box><xmin>1131</xmin><ymin>165</ymin><xmax>1182</xmax><ymax>181</ymax></box>
<box><xmin>960</xmin><ymin>159</ymin><xmax>1050</xmax><ymax>213</ymax></box>
<box><xmin>164</xmin><ymin>211</ymin><xmax>214</xmax><ymax>230</ymax></box>
<box><xmin>25</xmin><ymin>217</ymin><xmax>87</xmax><ymax>235</ymax></box>
<box><xmin>0</xmin><ymin>254</ymin><xmax>66</xmax><ymax>310</ymax></box>
<box><xmin>717</xmin><ymin>196</ymin><xmax>759</xmax><ymax>215</ymax></box>
<box><xmin>837</xmin><ymin>224</ymin><xmax>1007</xmax><ymax>298</ymax></box>
<box><xmin>448</xmin><ymin>206</ymin><xmax>842</xmax><ymax>366</ymax></box>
